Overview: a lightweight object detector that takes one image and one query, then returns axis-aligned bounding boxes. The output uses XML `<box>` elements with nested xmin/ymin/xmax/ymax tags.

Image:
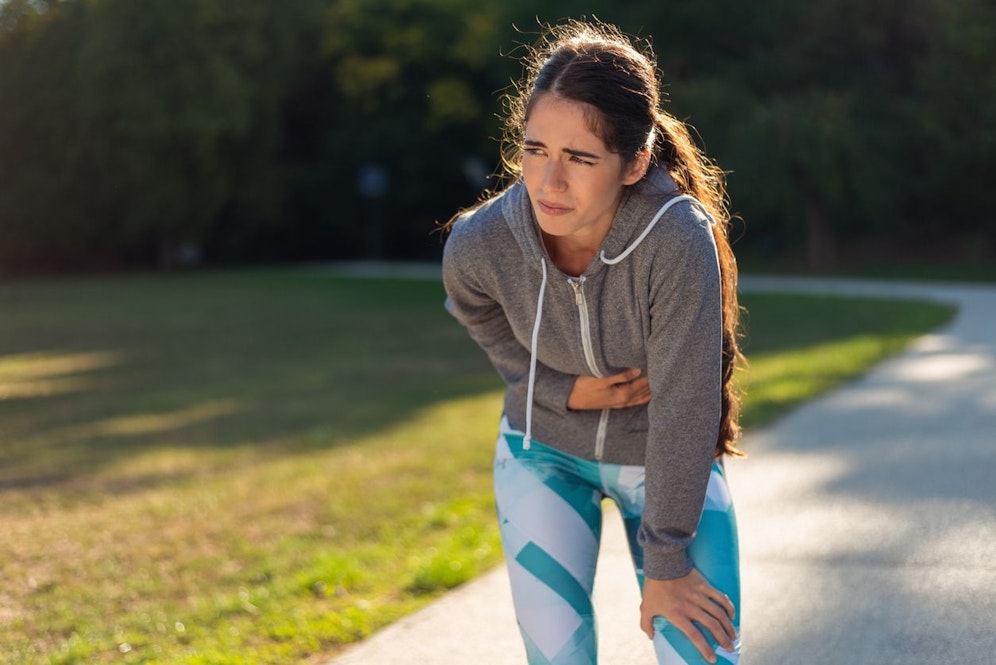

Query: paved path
<box><xmin>325</xmin><ymin>271</ymin><xmax>996</xmax><ymax>665</ymax></box>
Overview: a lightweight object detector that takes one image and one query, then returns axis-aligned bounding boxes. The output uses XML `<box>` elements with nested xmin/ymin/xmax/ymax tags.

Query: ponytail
<box><xmin>652</xmin><ymin>111</ymin><xmax>744</xmax><ymax>457</ymax></box>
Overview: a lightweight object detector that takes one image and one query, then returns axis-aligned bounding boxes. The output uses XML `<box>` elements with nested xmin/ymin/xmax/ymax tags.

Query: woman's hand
<box><xmin>640</xmin><ymin>569</ymin><xmax>737</xmax><ymax>664</ymax></box>
<box><xmin>567</xmin><ymin>368</ymin><xmax>651</xmax><ymax>410</ymax></box>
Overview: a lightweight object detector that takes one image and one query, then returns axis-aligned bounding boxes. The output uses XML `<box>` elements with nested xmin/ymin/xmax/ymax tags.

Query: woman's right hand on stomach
<box><xmin>567</xmin><ymin>368</ymin><xmax>651</xmax><ymax>410</ymax></box>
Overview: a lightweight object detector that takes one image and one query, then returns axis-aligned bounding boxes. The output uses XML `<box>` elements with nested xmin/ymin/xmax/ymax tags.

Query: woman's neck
<box><xmin>541</xmin><ymin>231</ymin><xmax>599</xmax><ymax>277</ymax></box>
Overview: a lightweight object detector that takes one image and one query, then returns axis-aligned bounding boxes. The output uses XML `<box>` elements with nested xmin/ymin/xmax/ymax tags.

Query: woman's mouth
<box><xmin>537</xmin><ymin>200</ymin><xmax>572</xmax><ymax>216</ymax></box>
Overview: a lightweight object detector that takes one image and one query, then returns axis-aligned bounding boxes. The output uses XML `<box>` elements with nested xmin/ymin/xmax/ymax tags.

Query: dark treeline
<box><xmin>1</xmin><ymin>0</ymin><xmax>993</xmax><ymax>275</ymax></box>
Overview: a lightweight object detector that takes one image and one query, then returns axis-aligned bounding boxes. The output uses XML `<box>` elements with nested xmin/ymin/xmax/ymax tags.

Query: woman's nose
<box><xmin>543</xmin><ymin>159</ymin><xmax>567</xmax><ymax>192</ymax></box>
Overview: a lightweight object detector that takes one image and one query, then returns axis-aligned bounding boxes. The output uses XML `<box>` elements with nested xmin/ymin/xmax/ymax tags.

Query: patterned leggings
<box><xmin>494</xmin><ymin>417</ymin><xmax>742</xmax><ymax>665</ymax></box>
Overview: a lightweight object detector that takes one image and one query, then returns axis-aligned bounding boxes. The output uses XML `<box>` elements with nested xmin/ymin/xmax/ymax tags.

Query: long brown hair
<box><xmin>462</xmin><ymin>20</ymin><xmax>745</xmax><ymax>457</ymax></box>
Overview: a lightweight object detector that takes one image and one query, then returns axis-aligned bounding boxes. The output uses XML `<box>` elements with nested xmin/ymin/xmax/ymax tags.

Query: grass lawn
<box><xmin>0</xmin><ymin>268</ymin><xmax>955</xmax><ymax>664</ymax></box>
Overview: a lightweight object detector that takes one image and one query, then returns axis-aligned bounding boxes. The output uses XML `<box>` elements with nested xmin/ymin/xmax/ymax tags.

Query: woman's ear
<box><xmin>622</xmin><ymin>149</ymin><xmax>651</xmax><ymax>185</ymax></box>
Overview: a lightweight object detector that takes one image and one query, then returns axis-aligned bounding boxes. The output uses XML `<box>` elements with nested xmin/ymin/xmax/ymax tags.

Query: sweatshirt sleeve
<box><xmin>442</xmin><ymin>223</ymin><xmax>576</xmax><ymax>415</ymax></box>
<box><xmin>638</xmin><ymin>207</ymin><xmax>724</xmax><ymax>580</ymax></box>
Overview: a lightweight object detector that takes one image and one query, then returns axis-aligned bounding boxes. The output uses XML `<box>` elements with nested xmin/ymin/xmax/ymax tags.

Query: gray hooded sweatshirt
<box><xmin>442</xmin><ymin>166</ymin><xmax>723</xmax><ymax>580</ymax></box>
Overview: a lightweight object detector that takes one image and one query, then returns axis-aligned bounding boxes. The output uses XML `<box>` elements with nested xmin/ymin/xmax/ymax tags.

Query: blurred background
<box><xmin>0</xmin><ymin>0</ymin><xmax>993</xmax><ymax>276</ymax></box>
<box><xmin>3</xmin><ymin>3</ymin><xmax>993</xmax><ymax>663</ymax></box>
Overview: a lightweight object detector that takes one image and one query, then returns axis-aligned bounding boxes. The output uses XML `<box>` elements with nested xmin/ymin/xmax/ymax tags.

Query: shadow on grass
<box><xmin>0</xmin><ymin>269</ymin><xmax>501</xmax><ymax>494</ymax></box>
<box><xmin>0</xmin><ymin>271</ymin><xmax>958</xmax><ymax>498</ymax></box>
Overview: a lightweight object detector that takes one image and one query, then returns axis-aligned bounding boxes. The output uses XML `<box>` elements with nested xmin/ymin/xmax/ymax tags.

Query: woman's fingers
<box><xmin>695</xmin><ymin>606</ymin><xmax>736</xmax><ymax>650</ymax></box>
<box><xmin>568</xmin><ymin>369</ymin><xmax>652</xmax><ymax>410</ymax></box>
<box><xmin>640</xmin><ymin>571</ymin><xmax>738</xmax><ymax>662</ymax></box>
<box><xmin>672</xmin><ymin>617</ymin><xmax>719</xmax><ymax>664</ymax></box>
<box><xmin>606</xmin><ymin>369</ymin><xmax>650</xmax><ymax>407</ymax></box>
<box><xmin>654</xmin><ymin>609</ymin><xmax>732</xmax><ymax>664</ymax></box>
<box><xmin>619</xmin><ymin>376</ymin><xmax>651</xmax><ymax>406</ymax></box>
<box><xmin>699</xmin><ymin>587</ymin><xmax>737</xmax><ymax>642</ymax></box>
<box><xmin>696</xmin><ymin>589</ymin><xmax>737</xmax><ymax>647</ymax></box>
<box><xmin>711</xmin><ymin>590</ymin><xmax>737</xmax><ymax>636</ymax></box>
<box><xmin>639</xmin><ymin>609</ymin><xmax>655</xmax><ymax>640</ymax></box>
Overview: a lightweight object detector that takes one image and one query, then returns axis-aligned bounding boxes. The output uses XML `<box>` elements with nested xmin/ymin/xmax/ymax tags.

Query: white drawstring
<box><xmin>523</xmin><ymin>257</ymin><xmax>548</xmax><ymax>450</ymax></box>
<box><xmin>599</xmin><ymin>195</ymin><xmax>715</xmax><ymax>265</ymax></box>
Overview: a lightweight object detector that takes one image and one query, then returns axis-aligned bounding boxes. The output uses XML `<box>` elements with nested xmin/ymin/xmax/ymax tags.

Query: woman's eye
<box><xmin>523</xmin><ymin>147</ymin><xmax>545</xmax><ymax>157</ymax></box>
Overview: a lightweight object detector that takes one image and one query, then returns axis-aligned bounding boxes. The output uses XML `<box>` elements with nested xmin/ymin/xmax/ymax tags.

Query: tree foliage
<box><xmin>0</xmin><ymin>0</ymin><xmax>993</xmax><ymax>274</ymax></box>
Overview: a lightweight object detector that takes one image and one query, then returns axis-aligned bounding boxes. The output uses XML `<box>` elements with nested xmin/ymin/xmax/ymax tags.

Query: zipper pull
<box><xmin>569</xmin><ymin>279</ymin><xmax>582</xmax><ymax>305</ymax></box>
<box><xmin>569</xmin><ymin>276</ymin><xmax>587</xmax><ymax>305</ymax></box>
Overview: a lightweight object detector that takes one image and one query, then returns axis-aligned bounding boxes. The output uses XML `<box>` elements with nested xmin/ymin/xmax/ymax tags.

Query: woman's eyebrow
<box><xmin>524</xmin><ymin>139</ymin><xmax>602</xmax><ymax>160</ymax></box>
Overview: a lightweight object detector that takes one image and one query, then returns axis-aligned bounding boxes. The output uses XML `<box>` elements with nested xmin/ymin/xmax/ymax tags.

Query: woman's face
<box><xmin>521</xmin><ymin>94</ymin><xmax>646</xmax><ymax>246</ymax></box>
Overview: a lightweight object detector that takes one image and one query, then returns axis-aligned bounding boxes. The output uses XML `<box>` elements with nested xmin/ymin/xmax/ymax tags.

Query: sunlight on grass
<box><xmin>0</xmin><ymin>350</ymin><xmax>120</xmax><ymax>398</ymax></box>
<box><xmin>76</xmin><ymin>399</ymin><xmax>243</xmax><ymax>438</ymax></box>
<box><xmin>0</xmin><ymin>350</ymin><xmax>120</xmax><ymax>380</ymax></box>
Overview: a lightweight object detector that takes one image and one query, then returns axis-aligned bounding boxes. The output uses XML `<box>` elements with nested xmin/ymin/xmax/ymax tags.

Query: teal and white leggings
<box><xmin>494</xmin><ymin>417</ymin><xmax>742</xmax><ymax>665</ymax></box>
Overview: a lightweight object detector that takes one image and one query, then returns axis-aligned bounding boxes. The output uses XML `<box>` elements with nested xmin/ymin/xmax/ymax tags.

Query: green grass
<box><xmin>737</xmin><ymin>293</ymin><xmax>957</xmax><ymax>428</ymax></box>
<box><xmin>0</xmin><ymin>268</ymin><xmax>955</xmax><ymax>664</ymax></box>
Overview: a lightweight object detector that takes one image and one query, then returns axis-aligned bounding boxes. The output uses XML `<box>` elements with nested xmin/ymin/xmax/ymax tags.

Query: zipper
<box><xmin>569</xmin><ymin>277</ymin><xmax>610</xmax><ymax>460</ymax></box>
<box><xmin>569</xmin><ymin>277</ymin><xmax>601</xmax><ymax>378</ymax></box>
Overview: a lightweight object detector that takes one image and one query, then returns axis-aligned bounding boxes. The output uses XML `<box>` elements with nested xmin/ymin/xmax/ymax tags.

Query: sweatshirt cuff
<box><xmin>643</xmin><ymin>547</ymin><xmax>694</xmax><ymax>580</ymax></box>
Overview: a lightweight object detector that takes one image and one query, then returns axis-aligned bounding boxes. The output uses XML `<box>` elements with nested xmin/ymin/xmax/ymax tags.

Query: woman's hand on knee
<box><xmin>567</xmin><ymin>368</ymin><xmax>651</xmax><ymax>410</ymax></box>
<box><xmin>640</xmin><ymin>569</ymin><xmax>736</xmax><ymax>664</ymax></box>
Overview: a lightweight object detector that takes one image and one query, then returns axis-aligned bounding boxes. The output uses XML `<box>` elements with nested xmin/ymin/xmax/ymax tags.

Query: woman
<box><xmin>442</xmin><ymin>20</ymin><xmax>744</xmax><ymax>665</ymax></box>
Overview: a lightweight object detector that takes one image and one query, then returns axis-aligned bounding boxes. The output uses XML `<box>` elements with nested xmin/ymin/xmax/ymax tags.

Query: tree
<box><xmin>0</xmin><ymin>0</ymin><xmax>322</xmax><ymax>272</ymax></box>
<box><xmin>0</xmin><ymin>0</ymin><xmax>88</xmax><ymax>272</ymax></box>
<box><xmin>1</xmin><ymin>0</ymin><xmax>993</xmax><ymax>273</ymax></box>
<box><xmin>644</xmin><ymin>0</ymin><xmax>996</xmax><ymax>269</ymax></box>
<box><xmin>315</xmin><ymin>0</ymin><xmax>509</xmax><ymax>259</ymax></box>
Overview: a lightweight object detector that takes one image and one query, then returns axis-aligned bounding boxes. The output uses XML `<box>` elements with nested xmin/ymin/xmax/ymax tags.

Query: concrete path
<box><xmin>325</xmin><ymin>272</ymin><xmax>996</xmax><ymax>665</ymax></box>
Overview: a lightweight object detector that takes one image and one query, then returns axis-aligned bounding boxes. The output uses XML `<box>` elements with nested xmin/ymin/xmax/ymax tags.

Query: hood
<box><xmin>500</xmin><ymin>166</ymin><xmax>682</xmax><ymax>276</ymax></box>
